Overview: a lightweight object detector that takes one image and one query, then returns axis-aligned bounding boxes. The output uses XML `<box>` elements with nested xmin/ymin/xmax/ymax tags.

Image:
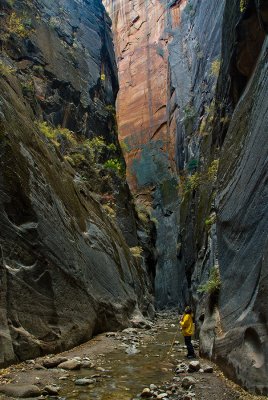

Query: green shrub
<box><xmin>205</xmin><ymin>212</ymin><xmax>216</xmax><ymax>228</ymax></box>
<box><xmin>102</xmin><ymin>204</ymin><xmax>116</xmax><ymax>219</ymax></box>
<box><xmin>130</xmin><ymin>246</ymin><xmax>143</xmax><ymax>258</ymax></box>
<box><xmin>0</xmin><ymin>61</ymin><xmax>15</xmax><ymax>76</ymax></box>
<box><xmin>240</xmin><ymin>0</ymin><xmax>248</xmax><ymax>12</ymax></box>
<box><xmin>207</xmin><ymin>159</ymin><xmax>219</xmax><ymax>182</ymax></box>
<box><xmin>120</xmin><ymin>139</ymin><xmax>131</xmax><ymax>153</ymax></box>
<box><xmin>65</xmin><ymin>153</ymin><xmax>86</xmax><ymax>167</ymax></box>
<box><xmin>198</xmin><ymin>266</ymin><xmax>220</xmax><ymax>294</ymax></box>
<box><xmin>8</xmin><ymin>12</ymin><xmax>29</xmax><ymax>38</ymax></box>
<box><xmin>21</xmin><ymin>80</ymin><xmax>35</xmax><ymax>95</ymax></box>
<box><xmin>37</xmin><ymin>121</ymin><xmax>77</xmax><ymax>149</ymax></box>
<box><xmin>104</xmin><ymin>158</ymin><xmax>124</xmax><ymax>176</ymax></box>
<box><xmin>210</xmin><ymin>59</ymin><xmax>221</xmax><ymax>76</ymax></box>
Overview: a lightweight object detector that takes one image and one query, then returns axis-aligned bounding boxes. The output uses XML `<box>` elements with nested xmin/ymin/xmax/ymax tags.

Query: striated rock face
<box><xmin>167</xmin><ymin>0</ymin><xmax>268</xmax><ymax>395</ymax></box>
<box><xmin>103</xmin><ymin>0</ymin><xmax>182</xmax><ymax>309</ymax></box>
<box><xmin>0</xmin><ymin>0</ymin><xmax>153</xmax><ymax>367</ymax></box>
<box><xmin>104</xmin><ymin>0</ymin><xmax>268</xmax><ymax>394</ymax></box>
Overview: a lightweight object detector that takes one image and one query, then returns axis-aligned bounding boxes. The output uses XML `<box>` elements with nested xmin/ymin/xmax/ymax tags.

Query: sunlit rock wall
<box><xmin>103</xmin><ymin>0</ymin><xmax>183</xmax><ymax>309</ymax></box>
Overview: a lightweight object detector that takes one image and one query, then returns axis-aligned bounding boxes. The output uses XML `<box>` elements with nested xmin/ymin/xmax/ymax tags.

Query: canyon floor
<box><xmin>0</xmin><ymin>313</ymin><xmax>266</xmax><ymax>400</ymax></box>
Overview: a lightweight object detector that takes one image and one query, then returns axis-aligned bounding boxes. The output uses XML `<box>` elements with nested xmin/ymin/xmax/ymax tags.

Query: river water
<box><xmin>59</xmin><ymin>320</ymin><xmax>183</xmax><ymax>400</ymax></box>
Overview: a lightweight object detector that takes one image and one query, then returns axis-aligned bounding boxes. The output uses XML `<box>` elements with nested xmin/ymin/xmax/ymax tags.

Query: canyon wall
<box><xmin>103</xmin><ymin>0</ymin><xmax>183</xmax><ymax>309</ymax></box>
<box><xmin>0</xmin><ymin>0</ymin><xmax>153</xmax><ymax>367</ymax></box>
<box><xmin>104</xmin><ymin>0</ymin><xmax>268</xmax><ymax>394</ymax></box>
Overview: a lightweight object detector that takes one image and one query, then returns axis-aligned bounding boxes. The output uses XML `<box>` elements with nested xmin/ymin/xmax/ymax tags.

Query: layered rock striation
<box><xmin>104</xmin><ymin>0</ymin><xmax>268</xmax><ymax>394</ymax></box>
<box><xmin>103</xmin><ymin>0</ymin><xmax>182</xmax><ymax>309</ymax></box>
<box><xmin>0</xmin><ymin>0</ymin><xmax>153</xmax><ymax>367</ymax></box>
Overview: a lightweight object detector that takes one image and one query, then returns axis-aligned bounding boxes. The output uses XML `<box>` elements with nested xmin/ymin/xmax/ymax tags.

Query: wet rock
<box><xmin>80</xmin><ymin>361</ymin><xmax>95</xmax><ymax>369</ymax></box>
<box><xmin>122</xmin><ymin>328</ymin><xmax>138</xmax><ymax>334</ymax></box>
<box><xmin>106</xmin><ymin>332</ymin><xmax>117</xmax><ymax>337</ymax></box>
<box><xmin>34</xmin><ymin>364</ymin><xmax>46</xmax><ymax>370</ymax></box>
<box><xmin>0</xmin><ymin>384</ymin><xmax>41</xmax><ymax>398</ymax></box>
<box><xmin>43</xmin><ymin>385</ymin><xmax>60</xmax><ymax>395</ymax></box>
<box><xmin>203</xmin><ymin>365</ymin><xmax>213</xmax><ymax>373</ymax></box>
<box><xmin>125</xmin><ymin>345</ymin><xmax>140</xmax><ymax>354</ymax></box>
<box><xmin>182</xmin><ymin>394</ymin><xmax>194</xmax><ymax>400</ymax></box>
<box><xmin>188</xmin><ymin>361</ymin><xmax>200</xmax><ymax>372</ymax></box>
<box><xmin>59</xmin><ymin>375</ymin><xmax>69</xmax><ymax>380</ymax></box>
<box><xmin>141</xmin><ymin>388</ymin><xmax>153</xmax><ymax>397</ymax></box>
<box><xmin>175</xmin><ymin>363</ymin><xmax>187</xmax><ymax>374</ymax></box>
<box><xmin>43</xmin><ymin>357</ymin><xmax>68</xmax><ymax>369</ymax></box>
<box><xmin>181</xmin><ymin>376</ymin><xmax>196</xmax><ymax>389</ymax></box>
<box><xmin>58</xmin><ymin>359</ymin><xmax>81</xmax><ymax>370</ymax></box>
<box><xmin>25</xmin><ymin>359</ymin><xmax>35</xmax><ymax>365</ymax></box>
<box><xmin>157</xmin><ymin>393</ymin><xmax>168</xmax><ymax>399</ymax></box>
<box><xmin>150</xmin><ymin>384</ymin><xmax>158</xmax><ymax>390</ymax></box>
<box><xmin>75</xmin><ymin>378</ymin><xmax>96</xmax><ymax>386</ymax></box>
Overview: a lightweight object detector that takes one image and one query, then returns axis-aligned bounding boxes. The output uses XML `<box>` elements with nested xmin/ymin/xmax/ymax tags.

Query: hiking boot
<box><xmin>187</xmin><ymin>354</ymin><xmax>196</xmax><ymax>359</ymax></box>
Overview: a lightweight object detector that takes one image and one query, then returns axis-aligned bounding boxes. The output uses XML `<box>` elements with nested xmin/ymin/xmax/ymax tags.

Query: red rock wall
<box><xmin>104</xmin><ymin>0</ymin><xmax>175</xmax><ymax>196</ymax></box>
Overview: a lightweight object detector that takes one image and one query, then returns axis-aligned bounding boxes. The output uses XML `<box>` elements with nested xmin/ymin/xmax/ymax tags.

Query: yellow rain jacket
<box><xmin>180</xmin><ymin>313</ymin><xmax>194</xmax><ymax>336</ymax></box>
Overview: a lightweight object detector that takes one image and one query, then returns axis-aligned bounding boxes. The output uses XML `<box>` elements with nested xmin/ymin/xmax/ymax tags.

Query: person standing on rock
<box><xmin>180</xmin><ymin>306</ymin><xmax>196</xmax><ymax>359</ymax></box>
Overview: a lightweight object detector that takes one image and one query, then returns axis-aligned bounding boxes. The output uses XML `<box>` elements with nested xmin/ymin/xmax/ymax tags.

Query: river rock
<box><xmin>157</xmin><ymin>393</ymin><xmax>168</xmax><ymax>399</ymax></box>
<box><xmin>0</xmin><ymin>384</ymin><xmax>41</xmax><ymax>398</ymax></box>
<box><xmin>150</xmin><ymin>384</ymin><xmax>158</xmax><ymax>390</ymax></box>
<box><xmin>106</xmin><ymin>332</ymin><xmax>117</xmax><ymax>337</ymax></box>
<box><xmin>75</xmin><ymin>378</ymin><xmax>96</xmax><ymax>386</ymax></box>
<box><xmin>80</xmin><ymin>360</ymin><xmax>95</xmax><ymax>369</ymax></box>
<box><xmin>188</xmin><ymin>361</ymin><xmax>200</xmax><ymax>372</ymax></box>
<box><xmin>182</xmin><ymin>394</ymin><xmax>194</xmax><ymax>400</ymax></box>
<box><xmin>58</xmin><ymin>359</ymin><xmax>81</xmax><ymax>370</ymax></box>
<box><xmin>203</xmin><ymin>365</ymin><xmax>213</xmax><ymax>373</ymax></box>
<box><xmin>43</xmin><ymin>385</ymin><xmax>60</xmax><ymax>395</ymax></box>
<box><xmin>181</xmin><ymin>376</ymin><xmax>196</xmax><ymax>389</ymax></box>
<box><xmin>141</xmin><ymin>388</ymin><xmax>153</xmax><ymax>397</ymax></box>
<box><xmin>43</xmin><ymin>357</ymin><xmax>68</xmax><ymax>368</ymax></box>
<box><xmin>125</xmin><ymin>345</ymin><xmax>140</xmax><ymax>354</ymax></box>
<box><xmin>122</xmin><ymin>328</ymin><xmax>138</xmax><ymax>334</ymax></box>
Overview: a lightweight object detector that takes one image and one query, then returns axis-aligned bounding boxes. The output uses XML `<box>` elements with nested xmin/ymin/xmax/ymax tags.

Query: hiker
<box><xmin>180</xmin><ymin>306</ymin><xmax>196</xmax><ymax>359</ymax></box>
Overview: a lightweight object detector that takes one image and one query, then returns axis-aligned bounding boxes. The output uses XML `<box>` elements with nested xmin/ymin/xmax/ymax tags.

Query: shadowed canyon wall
<box><xmin>104</xmin><ymin>0</ymin><xmax>268</xmax><ymax>394</ymax></box>
<box><xmin>0</xmin><ymin>0</ymin><xmax>154</xmax><ymax>367</ymax></box>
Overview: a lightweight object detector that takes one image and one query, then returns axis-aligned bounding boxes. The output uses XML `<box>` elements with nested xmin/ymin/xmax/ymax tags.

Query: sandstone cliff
<box><xmin>0</xmin><ymin>0</ymin><xmax>153</xmax><ymax>367</ymax></box>
<box><xmin>104</xmin><ymin>0</ymin><xmax>268</xmax><ymax>394</ymax></box>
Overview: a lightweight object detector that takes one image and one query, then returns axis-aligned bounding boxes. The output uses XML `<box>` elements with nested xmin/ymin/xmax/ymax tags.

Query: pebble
<box><xmin>150</xmin><ymin>384</ymin><xmax>158</xmax><ymax>390</ymax></box>
<box><xmin>43</xmin><ymin>385</ymin><xmax>60</xmax><ymax>395</ymax></box>
<box><xmin>157</xmin><ymin>393</ymin><xmax>168</xmax><ymax>399</ymax></box>
<box><xmin>181</xmin><ymin>376</ymin><xmax>196</xmax><ymax>389</ymax></box>
<box><xmin>75</xmin><ymin>378</ymin><xmax>96</xmax><ymax>386</ymax></box>
<box><xmin>203</xmin><ymin>365</ymin><xmax>213</xmax><ymax>373</ymax></box>
<box><xmin>141</xmin><ymin>388</ymin><xmax>153</xmax><ymax>397</ymax></box>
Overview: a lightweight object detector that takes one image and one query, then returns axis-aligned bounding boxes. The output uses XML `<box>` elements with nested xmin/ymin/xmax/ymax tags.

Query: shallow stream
<box><xmin>60</xmin><ymin>321</ymin><xmax>183</xmax><ymax>400</ymax></box>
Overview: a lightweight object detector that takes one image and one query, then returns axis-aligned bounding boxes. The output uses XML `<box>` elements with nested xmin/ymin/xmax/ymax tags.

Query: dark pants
<box><xmin>184</xmin><ymin>335</ymin><xmax>195</xmax><ymax>357</ymax></box>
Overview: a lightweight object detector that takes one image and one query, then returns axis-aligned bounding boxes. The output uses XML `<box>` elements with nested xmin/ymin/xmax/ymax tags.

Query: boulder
<box><xmin>58</xmin><ymin>359</ymin><xmax>81</xmax><ymax>370</ymax></box>
<box><xmin>0</xmin><ymin>384</ymin><xmax>41</xmax><ymax>398</ymax></box>
<box><xmin>43</xmin><ymin>357</ymin><xmax>68</xmax><ymax>368</ymax></box>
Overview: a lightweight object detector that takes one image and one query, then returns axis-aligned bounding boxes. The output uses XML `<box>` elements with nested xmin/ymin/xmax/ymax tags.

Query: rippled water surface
<box><xmin>60</xmin><ymin>323</ymin><xmax>183</xmax><ymax>399</ymax></box>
